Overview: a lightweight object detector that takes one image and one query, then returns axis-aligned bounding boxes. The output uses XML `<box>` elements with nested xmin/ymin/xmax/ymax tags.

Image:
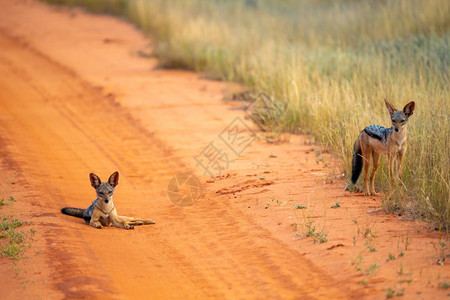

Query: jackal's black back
<box><xmin>351</xmin><ymin>139</ymin><xmax>363</xmax><ymax>184</ymax></box>
<box><xmin>363</xmin><ymin>125</ymin><xmax>392</xmax><ymax>144</ymax></box>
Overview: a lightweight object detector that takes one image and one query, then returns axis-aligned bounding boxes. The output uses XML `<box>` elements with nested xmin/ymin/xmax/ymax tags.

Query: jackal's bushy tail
<box><xmin>351</xmin><ymin>138</ymin><xmax>363</xmax><ymax>184</ymax></box>
<box><xmin>61</xmin><ymin>207</ymin><xmax>84</xmax><ymax>218</ymax></box>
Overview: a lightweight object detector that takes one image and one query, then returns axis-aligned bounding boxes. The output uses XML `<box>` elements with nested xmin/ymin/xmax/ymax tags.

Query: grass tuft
<box><xmin>0</xmin><ymin>215</ymin><xmax>32</xmax><ymax>261</ymax></box>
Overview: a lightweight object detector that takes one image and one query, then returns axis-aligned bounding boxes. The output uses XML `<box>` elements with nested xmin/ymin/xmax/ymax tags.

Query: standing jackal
<box><xmin>351</xmin><ymin>99</ymin><xmax>415</xmax><ymax>195</ymax></box>
<box><xmin>61</xmin><ymin>171</ymin><xmax>155</xmax><ymax>229</ymax></box>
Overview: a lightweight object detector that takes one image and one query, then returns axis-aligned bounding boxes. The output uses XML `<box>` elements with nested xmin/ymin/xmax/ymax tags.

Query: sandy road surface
<box><xmin>0</xmin><ymin>1</ymin><xmax>447</xmax><ymax>299</ymax></box>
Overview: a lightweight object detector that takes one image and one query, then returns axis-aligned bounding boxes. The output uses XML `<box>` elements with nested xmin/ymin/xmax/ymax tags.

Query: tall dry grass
<box><xmin>44</xmin><ymin>0</ymin><xmax>449</xmax><ymax>228</ymax></box>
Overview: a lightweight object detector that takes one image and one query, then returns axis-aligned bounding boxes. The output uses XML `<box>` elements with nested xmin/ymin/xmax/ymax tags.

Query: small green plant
<box><xmin>0</xmin><ymin>216</ymin><xmax>23</xmax><ymax>231</ymax></box>
<box><xmin>272</xmin><ymin>198</ymin><xmax>286</xmax><ymax>206</ymax></box>
<box><xmin>365</xmin><ymin>239</ymin><xmax>377</xmax><ymax>252</ymax></box>
<box><xmin>437</xmin><ymin>239</ymin><xmax>448</xmax><ymax>266</ymax></box>
<box><xmin>438</xmin><ymin>281</ymin><xmax>450</xmax><ymax>290</ymax></box>
<box><xmin>305</xmin><ymin>222</ymin><xmax>317</xmax><ymax>237</ymax></box>
<box><xmin>331</xmin><ymin>201</ymin><xmax>341</xmax><ymax>208</ymax></box>
<box><xmin>313</xmin><ymin>232</ymin><xmax>328</xmax><ymax>244</ymax></box>
<box><xmin>398</xmin><ymin>278</ymin><xmax>413</xmax><ymax>284</ymax></box>
<box><xmin>361</xmin><ymin>279</ymin><xmax>368</xmax><ymax>286</ymax></box>
<box><xmin>0</xmin><ymin>196</ymin><xmax>15</xmax><ymax>206</ymax></box>
<box><xmin>365</xmin><ymin>262</ymin><xmax>380</xmax><ymax>276</ymax></box>
<box><xmin>363</xmin><ymin>227</ymin><xmax>375</xmax><ymax>239</ymax></box>
<box><xmin>396</xmin><ymin>288</ymin><xmax>404</xmax><ymax>297</ymax></box>
<box><xmin>352</xmin><ymin>253</ymin><xmax>364</xmax><ymax>272</ymax></box>
<box><xmin>304</xmin><ymin>221</ymin><xmax>328</xmax><ymax>243</ymax></box>
<box><xmin>404</xmin><ymin>233</ymin><xmax>410</xmax><ymax>250</ymax></box>
<box><xmin>439</xmin><ymin>240</ymin><xmax>447</xmax><ymax>250</ymax></box>
<box><xmin>294</xmin><ymin>205</ymin><xmax>307</xmax><ymax>209</ymax></box>
<box><xmin>385</xmin><ymin>287</ymin><xmax>404</xmax><ymax>298</ymax></box>
<box><xmin>386</xmin><ymin>253</ymin><xmax>396</xmax><ymax>262</ymax></box>
<box><xmin>396</xmin><ymin>264</ymin><xmax>410</xmax><ymax>276</ymax></box>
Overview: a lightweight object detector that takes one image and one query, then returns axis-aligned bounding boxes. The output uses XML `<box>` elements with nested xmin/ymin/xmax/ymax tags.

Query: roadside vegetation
<box><xmin>0</xmin><ymin>196</ymin><xmax>36</xmax><ymax>263</ymax></box>
<box><xmin>43</xmin><ymin>0</ymin><xmax>449</xmax><ymax>228</ymax></box>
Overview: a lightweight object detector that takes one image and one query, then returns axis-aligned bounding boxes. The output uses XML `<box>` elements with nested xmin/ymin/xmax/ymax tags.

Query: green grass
<box><xmin>0</xmin><ymin>196</ymin><xmax>15</xmax><ymax>206</ymax></box>
<box><xmin>385</xmin><ymin>286</ymin><xmax>405</xmax><ymax>298</ymax></box>
<box><xmin>42</xmin><ymin>0</ymin><xmax>449</xmax><ymax>228</ymax></box>
<box><xmin>304</xmin><ymin>221</ymin><xmax>328</xmax><ymax>244</ymax></box>
<box><xmin>365</xmin><ymin>262</ymin><xmax>380</xmax><ymax>276</ymax></box>
<box><xmin>0</xmin><ymin>215</ymin><xmax>35</xmax><ymax>261</ymax></box>
<box><xmin>1</xmin><ymin>196</ymin><xmax>35</xmax><ymax>261</ymax></box>
<box><xmin>438</xmin><ymin>281</ymin><xmax>450</xmax><ymax>290</ymax></box>
<box><xmin>386</xmin><ymin>253</ymin><xmax>396</xmax><ymax>262</ymax></box>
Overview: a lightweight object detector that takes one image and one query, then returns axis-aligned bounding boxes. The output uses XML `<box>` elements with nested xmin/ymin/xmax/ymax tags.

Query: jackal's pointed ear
<box><xmin>403</xmin><ymin>101</ymin><xmax>415</xmax><ymax>117</ymax></box>
<box><xmin>384</xmin><ymin>99</ymin><xmax>397</xmax><ymax>116</ymax></box>
<box><xmin>108</xmin><ymin>171</ymin><xmax>119</xmax><ymax>187</ymax></box>
<box><xmin>90</xmin><ymin>173</ymin><xmax>101</xmax><ymax>189</ymax></box>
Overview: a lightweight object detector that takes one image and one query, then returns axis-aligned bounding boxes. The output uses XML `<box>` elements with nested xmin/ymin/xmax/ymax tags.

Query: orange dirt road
<box><xmin>0</xmin><ymin>1</ymin><xmax>447</xmax><ymax>299</ymax></box>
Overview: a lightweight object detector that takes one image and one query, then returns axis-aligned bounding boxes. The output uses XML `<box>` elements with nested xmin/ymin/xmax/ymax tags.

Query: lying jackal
<box><xmin>61</xmin><ymin>171</ymin><xmax>155</xmax><ymax>229</ymax></box>
<box><xmin>351</xmin><ymin>99</ymin><xmax>415</xmax><ymax>195</ymax></box>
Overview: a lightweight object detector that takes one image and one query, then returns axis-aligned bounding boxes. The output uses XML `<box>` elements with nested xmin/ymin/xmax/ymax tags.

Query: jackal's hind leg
<box><xmin>122</xmin><ymin>216</ymin><xmax>155</xmax><ymax>226</ymax></box>
<box><xmin>370</xmin><ymin>151</ymin><xmax>380</xmax><ymax>195</ymax></box>
<box><xmin>110</xmin><ymin>214</ymin><xmax>134</xmax><ymax>230</ymax></box>
<box><xmin>363</xmin><ymin>151</ymin><xmax>372</xmax><ymax>196</ymax></box>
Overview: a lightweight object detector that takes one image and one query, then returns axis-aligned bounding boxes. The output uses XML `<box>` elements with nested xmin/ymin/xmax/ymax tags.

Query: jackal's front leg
<box><xmin>396</xmin><ymin>149</ymin><xmax>407</xmax><ymax>190</ymax></box>
<box><xmin>388</xmin><ymin>154</ymin><xmax>395</xmax><ymax>188</ymax></box>
<box><xmin>89</xmin><ymin>212</ymin><xmax>103</xmax><ymax>229</ymax></box>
